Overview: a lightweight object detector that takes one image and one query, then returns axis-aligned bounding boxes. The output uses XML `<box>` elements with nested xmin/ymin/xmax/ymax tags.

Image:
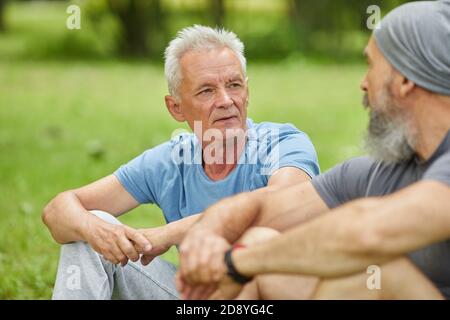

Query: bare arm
<box><xmin>190</xmin><ymin>168</ymin><xmax>328</xmax><ymax>244</ymax></box>
<box><xmin>42</xmin><ymin>174</ymin><xmax>158</xmax><ymax>265</ymax></box>
<box><xmin>42</xmin><ymin>174</ymin><xmax>140</xmax><ymax>244</ymax></box>
<box><xmin>233</xmin><ymin>181</ymin><xmax>450</xmax><ymax>278</ymax></box>
<box><xmin>178</xmin><ymin>167</ymin><xmax>328</xmax><ymax>285</ymax></box>
<box><xmin>130</xmin><ymin>167</ymin><xmax>310</xmax><ymax>250</ymax></box>
<box><xmin>140</xmin><ymin>168</ymin><xmax>318</xmax><ymax>267</ymax></box>
<box><xmin>138</xmin><ymin>213</ymin><xmax>200</xmax><ymax>257</ymax></box>
<box><xmin>44</xmin><ymin>173</ymin><xmax>206</xmax><ymax>246</ymax></box>
<box><xmin>140</xmin><ymin>168</ymin><xmax>317</xmax><ymax>258</ymax></box>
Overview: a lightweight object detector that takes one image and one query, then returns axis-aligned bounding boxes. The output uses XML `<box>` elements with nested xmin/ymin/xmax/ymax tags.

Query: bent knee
<box><xmin>237</xmin><ymin>227</ymin><xmax>280</xmax><ymax>246</ymax></box>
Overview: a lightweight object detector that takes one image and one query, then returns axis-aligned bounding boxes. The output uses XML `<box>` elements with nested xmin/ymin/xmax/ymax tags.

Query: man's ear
<box><xmin>398</xmin><ymin>76</ymin><xmax>416</xmax><ymax>98</ymax></box>
<box><xmin>165</xmin><ymin>95</ymin><xmax>185</xmax><ymax>122</ymax></box>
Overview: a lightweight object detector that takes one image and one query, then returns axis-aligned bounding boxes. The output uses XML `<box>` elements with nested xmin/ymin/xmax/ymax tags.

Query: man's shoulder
<box><xmin>136</xmin><ymin>132</ymin><xmax>197</xmax><ymax>166</ymax></box>
<box><xmin>248</xmin><ymin>119</ymin><xmax>309</xmax><ymax>141</ymax></box>
<box><xmin>151</xmin><ymin>132</ymin><xmax>196</xmax><ymax>151</ymax></box>
<box><xmin>341</xmin><ymin>156</ymin><xmax>378</xmax><ymax>167</ymax></box>
<box><xmin>325</xmin><ymin>156</ymin><xmax>379</xmax><ymax>177</ymax></box>
<box><xmin>167</xmin><ymin>132</ymin><xmax>197</xmax><ymax>148</ymax></box>
<box><xmin>250</xmin><ymin>119</ymin><xmax>301</xmax><ymax>133</ymax></box>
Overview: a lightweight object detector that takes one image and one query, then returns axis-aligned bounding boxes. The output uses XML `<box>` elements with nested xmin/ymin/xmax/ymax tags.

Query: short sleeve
<box><xmin>311</xmin><ymin>157</ymin><xmax>378</xmax><ymax>208</ymax></box>
<box><xmin>261</xmin><ymin>123</ymin><xmax>320</xmax><ymax>179</ymax></box>
<box><xmin>423</xmin><ymin>151</ymin><xmax>450</xmax><ymax>187</ymax></box>
<box><xmin>113</xmin><ymin>142</ymin><xmax>174</xmax><ymax>204</ymax></box>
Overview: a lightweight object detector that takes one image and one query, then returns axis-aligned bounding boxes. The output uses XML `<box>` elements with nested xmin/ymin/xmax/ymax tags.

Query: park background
<box><xmin>0</xmin><ymin>0</ymin><xmax>411</xmax><ymax>299</ymax></box>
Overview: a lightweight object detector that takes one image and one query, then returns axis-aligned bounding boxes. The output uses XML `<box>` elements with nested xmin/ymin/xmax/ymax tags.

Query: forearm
<box><xmin>42</xmin><ymin>191</ymin><xmax>99</xmax><ymax>244</ymax></box>
<box><xmin>163</xmin><ymin>214</ymin><xmax>202</xmax><ymax>245</ymax></box>
<box><xmin>234</xmin><ymin>183</ymin><xmax>450</xmax><ymax>279</ymax></box>
<box><xmin>195</xmin><ymin>189</ymin><xmax>267</xmax><ymax>243</ymax></box>
<box><xmin>233</xmin><ymin>198</ymin><xmax>400</xmax><ymax>278</ymax></box>
<box><xmin>193</xmin><ymin>181</ymin><xmax>327</xmax><ymax>243</ymax></box>
<box><xmin>254</xmin><ymin>182</ymin><xmax>328</xmax><ymax>231</ymax></box>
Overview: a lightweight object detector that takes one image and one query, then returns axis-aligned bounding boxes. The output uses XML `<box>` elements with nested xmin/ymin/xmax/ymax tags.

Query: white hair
<box><xmin>164</xmin><ymin>25</ymin><xmax>247</xmax><ymax>100</ymax></box>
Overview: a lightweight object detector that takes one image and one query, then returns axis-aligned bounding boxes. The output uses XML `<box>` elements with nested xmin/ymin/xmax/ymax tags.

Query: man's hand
<box><xmin>176</xmin><ymin>273</ymin><xmax>218</xmax><ymax>300</ymax></box>
<box><xmin>83</xmin><ymin>217</ymin><xmax>153</xmax><ymax>266</ymax></box>
<box><xmin>179</xmin><ymin>227</ymin><xmax>231</xmax><ymax>285</ymax></box>
<box><xmin>176</xmin><ymin>270</ymin><xmax>245</xmax><ymax>300</ymax></box>
<box><xmin>138</xmin><ymin>226</ymin><xmax>173</xmax><ymax>266</ymax></box>
<box><xmin>207</xmin><ymin>275</ymin><xmax>245</xmax><ymax>300</ymax></box>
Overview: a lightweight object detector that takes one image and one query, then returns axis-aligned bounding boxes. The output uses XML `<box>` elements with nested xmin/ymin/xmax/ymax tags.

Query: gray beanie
<box><xmin>374</xmin><ymin>0</ymin><xmax>450</xmax><ymax>96</ymax></box>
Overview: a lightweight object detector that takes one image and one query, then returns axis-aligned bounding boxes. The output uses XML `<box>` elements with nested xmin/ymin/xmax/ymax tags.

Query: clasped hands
<box><xmin>176</xmin><ymin>228</ymin><xmax>245</xmax><ymax>300</ymax></box>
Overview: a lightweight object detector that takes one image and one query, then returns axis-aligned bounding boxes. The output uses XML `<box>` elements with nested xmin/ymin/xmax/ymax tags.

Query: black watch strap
<box><xmin>224</xmin><ymin>248</ymin><xmax>253</xmax><ymax>284</ymax></box>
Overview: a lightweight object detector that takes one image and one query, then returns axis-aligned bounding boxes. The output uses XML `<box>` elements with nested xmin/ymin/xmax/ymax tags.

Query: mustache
<box><xmin>212</xmin><ymin>112</ymin><xmax>239</xmax><ymax>122</ymax></box>
<box><xmin>362</xmin><ymin>93</ymin><xmax>370</xmax><ymax>109</ymax></box>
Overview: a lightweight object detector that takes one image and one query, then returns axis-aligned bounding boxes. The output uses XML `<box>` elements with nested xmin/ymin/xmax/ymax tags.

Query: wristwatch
<box><xmin>224</xmin><ymin>247</ymin><xmax>253</xmax><ymax>284</ymax></box>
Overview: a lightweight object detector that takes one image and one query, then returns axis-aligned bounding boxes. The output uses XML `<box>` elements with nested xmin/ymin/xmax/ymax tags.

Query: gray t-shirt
<box><xmin>312</xmin><ymin>131</ymin><xmax>450</xmax><ymax>298</ymax></box>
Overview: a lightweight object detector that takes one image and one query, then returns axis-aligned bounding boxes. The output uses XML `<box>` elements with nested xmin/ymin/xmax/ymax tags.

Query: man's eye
<box><xmin>199</xmin><ymin>89</ymin><xmax>213</xmax><ymax>95</ymax></box>
<box><xmin>230</xmin><ymin>83</ymin><xmax>242</xmax><ymax>88</ymax></box>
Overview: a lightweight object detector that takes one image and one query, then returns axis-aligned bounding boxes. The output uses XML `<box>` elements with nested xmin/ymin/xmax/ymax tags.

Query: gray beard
<box><xmin>363</xmin><ymin>93</ymin><xmax>416</xmax><ymax>164</ymax></box>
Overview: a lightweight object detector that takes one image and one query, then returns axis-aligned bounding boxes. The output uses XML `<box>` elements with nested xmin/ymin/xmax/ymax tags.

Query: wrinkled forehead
<box><xmin>180</xmin><ymin>47</ymin><xmax>245</xmax><ymax>84</ymax></box>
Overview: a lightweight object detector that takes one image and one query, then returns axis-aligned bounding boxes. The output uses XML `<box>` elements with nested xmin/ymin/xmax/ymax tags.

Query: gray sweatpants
<box><xmin>52</xmin><ymin>210</ymin><xmax>179</xmax><ymax>300</ymax></box>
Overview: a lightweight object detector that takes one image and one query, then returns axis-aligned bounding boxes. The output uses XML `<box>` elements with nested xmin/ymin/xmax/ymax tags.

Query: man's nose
<box><xmin>216</xmin><ymin>88</ymin><xmax>233</xmax><ymax>108</ymax></box>
<box><xmin>360</xmin><ymin>76</ymin><xmax>368</xmax><ymax>92</ymax></box>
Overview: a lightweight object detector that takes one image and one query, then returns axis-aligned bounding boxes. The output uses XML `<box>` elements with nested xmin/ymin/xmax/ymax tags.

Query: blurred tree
<box><xmin>288</xmin><ymin>0</ymin><xmax>411</xmax><ymax>57</ymax></box>
<box><xmin>210</xmin><ymin>0</ymin><xmax>225</xmax><ymax>27</ymax></box>
<box><xmin>0</xmin><ymin>0</ymin><xmax>6</xmax><ymax>32</ymax></box>
<box><xmin>107</xmin><ymin>0</ymin><xmax>167</xmax><ymax>57</ymax></box>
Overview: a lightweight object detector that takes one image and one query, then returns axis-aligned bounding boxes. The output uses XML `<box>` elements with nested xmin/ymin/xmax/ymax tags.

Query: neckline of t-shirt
<box><xmin>197</xmin><ymin>150</ymin><xmax>247</xmax><ymax>184</ymax></box>
<box><xmin>196</xmin><ymin>119</ymin><xmax>256</xmax><ymax>185</ymax></box>
<box><xmin>414</xmin><ymin>129</ymin><xmax>450</xmax><ymax>166</ymax></box>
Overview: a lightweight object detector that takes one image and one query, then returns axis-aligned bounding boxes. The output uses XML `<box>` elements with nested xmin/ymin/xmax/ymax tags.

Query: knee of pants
<box><xmin>237</xmin><ymin>227</ymin><xmax>280</xmax><ymax>246</ymax></box>
<box><xmin>89</xmin><ymin>210</ymin><xmax>122</xmax><ymax>226</ymax></box>
<box><xmin>58</xmin><ymin>211</ymin><xmax>121</xmax><ymax>266</ymax></box>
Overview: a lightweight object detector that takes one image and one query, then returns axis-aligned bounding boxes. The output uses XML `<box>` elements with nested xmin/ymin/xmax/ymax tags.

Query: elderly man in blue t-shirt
<box><xmin>42</xmin><ymin>25</ymin><xmax>320</xmax><ymax>299</ymax></box>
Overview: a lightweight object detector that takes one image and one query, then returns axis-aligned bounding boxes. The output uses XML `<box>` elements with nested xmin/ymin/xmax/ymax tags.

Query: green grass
<box><xmin>0</xmin><ymin>58</ymin><xmax>367</xmax><ymax>299</ymax></box>
<box><xmin>0</xmin><ymin>1</ymin><xmax>369</xmax><ymax>299</ymax></box>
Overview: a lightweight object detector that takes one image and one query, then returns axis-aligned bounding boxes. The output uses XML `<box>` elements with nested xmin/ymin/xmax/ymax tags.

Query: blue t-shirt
<box><xmin>114</xmin><ymin>119</ymin><xmax>320</xmax><ymax>223</ymax></box>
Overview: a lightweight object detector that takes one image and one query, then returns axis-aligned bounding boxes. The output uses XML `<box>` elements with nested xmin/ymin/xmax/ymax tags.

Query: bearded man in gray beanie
<box><xmin>176</xmin><ymin>0</ymin><xmax>450</xmax><ymax>300</ymax></box>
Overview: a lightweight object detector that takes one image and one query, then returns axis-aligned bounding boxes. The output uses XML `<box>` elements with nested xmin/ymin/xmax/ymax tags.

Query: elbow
<box><xmin>41</xmin><ymin>192</ymin><xmax>71</xmax><ymax>244</ymax></box>
<box><xmin>42</xmin><ymin>198</ymin><xmax>54</xmax><ymax>228</ymax></box>
<box><xmin>42</xmin><ymin>193</ymin><xmax>62</xmax><ymax>226</ymax></box>
<box><xmin>344</xmin><ymin>201</ymin><xmax>386</xmax><ymax>256</ymax></box>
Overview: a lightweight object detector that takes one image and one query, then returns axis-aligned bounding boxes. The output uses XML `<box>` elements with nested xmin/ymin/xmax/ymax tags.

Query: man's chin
<box><xmin>365</xmin><ymin>107</ymin><xmax>416</xmax><ymax>164</ymax></box>
<box><xmin>365</xmin><ymin>131</ymin><xmax>416</xmax><ymax>164</ymax></box>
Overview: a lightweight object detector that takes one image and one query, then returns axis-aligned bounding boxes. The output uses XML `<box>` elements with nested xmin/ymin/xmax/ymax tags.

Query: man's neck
<box><xmin>203</xmin><ymin>135</ymin><xmax>247</xmax><ymax>181</ymax></box>
<box><xmin>413</xmin><ymin>96</ymin><xmax>450</xmax><ymax>160</ymax></box>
